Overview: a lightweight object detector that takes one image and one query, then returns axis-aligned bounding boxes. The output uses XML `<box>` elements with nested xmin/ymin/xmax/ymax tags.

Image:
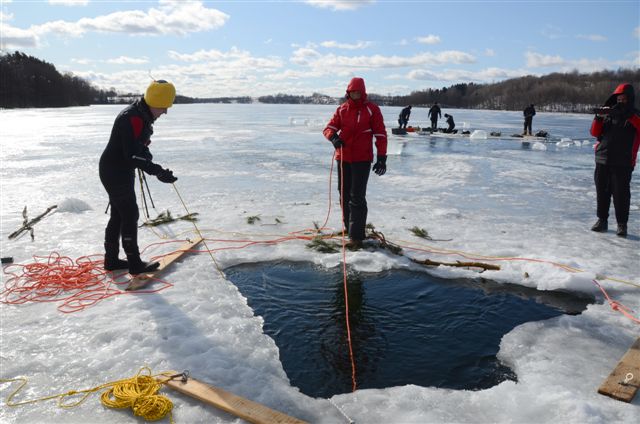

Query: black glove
<box><xmin>157</xmin><ymin>168</ymin><xmax>177</xmax><ymax>183</ymax></box>
<box><xmin>330</xmin><ymin>133</ymin><xmax>344</xmax><ymax>149</ymax></box>
<box><xmin>607</xmin><ymin>103</ymin><xmax>623</xmax><ymax>117</ymax></box>
<box><xmin>372</xmin><ymin>155</ymin><xmax>387</xmax><ymax>176</ymax></box>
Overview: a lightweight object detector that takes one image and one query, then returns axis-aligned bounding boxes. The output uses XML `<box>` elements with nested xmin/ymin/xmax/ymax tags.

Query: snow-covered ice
<box><xmin>0</xmin><ymin>104</ymin><xmax>638</xmax><ymax>423</ymax></box>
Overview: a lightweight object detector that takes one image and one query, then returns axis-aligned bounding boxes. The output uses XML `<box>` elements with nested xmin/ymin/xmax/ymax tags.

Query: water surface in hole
<box><xmin>226</xmin><ymin>261</ymin><xmax>590</xmax><ymax>398</ymax></box>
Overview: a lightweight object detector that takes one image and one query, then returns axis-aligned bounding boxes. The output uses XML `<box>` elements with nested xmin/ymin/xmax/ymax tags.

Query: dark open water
<box><xmin>226</xmin><ymin>261</ymin><xmax>590</xmax><ymax>399</ymax></box>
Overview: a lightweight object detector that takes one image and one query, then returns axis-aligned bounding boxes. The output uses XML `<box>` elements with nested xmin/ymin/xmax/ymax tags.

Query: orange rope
<box><xmin>0</xmin><ymin>252</ymin><xmax>173</xmax><ymax>313</ymax></box>
<box><xmin>592</xmin><ymin>279</ymin><xmax>640</xmax><ymax>323</ymax></box>
<box><xmin>395</xmin><ymin>242</ymin><xmax>639</xmax><ymax>325</ymax></box>
<box><xmin>337</xmin><ymin>150</ymin><xmax>358</xmax><ymax>392</ymax></box>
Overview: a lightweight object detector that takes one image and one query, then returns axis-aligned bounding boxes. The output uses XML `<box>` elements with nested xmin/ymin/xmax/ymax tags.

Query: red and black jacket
<box><xmin>99</xmin><ymin>99</ymin><xmax>163</xmax><ymax>193</ymax></box>
<box><xmin>590</xmin><ymin>83</ymin><xmax>640</xmax><ymax>169</ymax></box>
<box><xmin>323</xmin><ymin>77</ymin><xmax>387</xmax><ymax>163</ymax></box>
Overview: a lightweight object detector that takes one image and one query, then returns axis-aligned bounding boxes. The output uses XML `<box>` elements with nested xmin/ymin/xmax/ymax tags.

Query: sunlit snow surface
<box><xmin>1</xmin><ymin>104</ymin><xmax>639</xmax><ymax>423</ymax></box>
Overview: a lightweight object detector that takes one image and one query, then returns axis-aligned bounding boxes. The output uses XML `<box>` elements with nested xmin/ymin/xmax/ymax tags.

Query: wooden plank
<box><xmin>598</xmin><ymin>337</ymin><xmax>640</xmax><ymax>403</ymax></box>
<box><xmin>125</xmin><ymin>237</ymin><xmax>203</xmax><ymax>291</ymax></box>
<box><xmin>159</xmin><ymin>372</ymin><xmax>308</xmax><ymax>424</ymax></box>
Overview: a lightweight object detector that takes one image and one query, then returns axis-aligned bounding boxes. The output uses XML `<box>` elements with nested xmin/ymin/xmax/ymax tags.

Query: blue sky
<box><xmin>1</xmin><ymin>0</ymin><xmax>639</xmax><ymax>98</ymax></box>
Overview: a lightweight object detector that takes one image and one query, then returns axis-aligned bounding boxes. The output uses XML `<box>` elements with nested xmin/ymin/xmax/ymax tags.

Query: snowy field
<box><xmin>0</xmin><ymin>103</ymin><xmax>639</xmax><ymax>423</ymax></box>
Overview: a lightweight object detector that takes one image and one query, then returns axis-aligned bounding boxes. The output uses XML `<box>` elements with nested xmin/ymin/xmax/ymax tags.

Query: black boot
<box><xmin>616</xmin><ymin>224</ymin><xmax>628</xmax><ymax>237</ymax></box>
<box><xmin>122</xmin><ymin>237</ymin><xmax>160</xmax><ymax>275</ymax></box>
<box><xmin>126</xmin><ymin>253</ymin><xmax>160</xmax><ymax>275</ymax></box>
<box><xmin>591</xmin><ymin>219</ymin><xmax>608</xmax><ymax>232</ymax></box>
<box><xmin>104</xmin><ymin>242</ymin><xmax>129</xmax><ymax>271</ymax></box>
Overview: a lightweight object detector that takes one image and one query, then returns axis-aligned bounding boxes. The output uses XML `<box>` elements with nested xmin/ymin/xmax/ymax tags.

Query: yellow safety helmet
<box><xmin>144</xmin><ymin>80</ymin><xmax>176</xmax><ymax>108</ymax></box>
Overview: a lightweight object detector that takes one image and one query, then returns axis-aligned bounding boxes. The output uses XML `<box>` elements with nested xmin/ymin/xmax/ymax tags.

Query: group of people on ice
<box><xmin>398</xmin><ymin>103</ymin><xmax>455</xmax><ymax>133</ymax></box>
<box><xmin>99</xmin><ymin>77</ymin><xmax>639</xmax><ymax>274</ymax></box>
<box><xmin>399</xmin><ymin>102</ymin><xmax>539</xmax><ymax>136</ymax></box>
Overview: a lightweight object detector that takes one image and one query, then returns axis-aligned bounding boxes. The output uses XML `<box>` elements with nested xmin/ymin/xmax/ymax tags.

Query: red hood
<box><xmin>604</xmin><ymin>83</ymin><xmax>635</xmax><ymax>107</ymax></box>
<box><xmin>346</xmin><ymin>77</ymin><xmax>368</xmax><ymax>104</ymax></box>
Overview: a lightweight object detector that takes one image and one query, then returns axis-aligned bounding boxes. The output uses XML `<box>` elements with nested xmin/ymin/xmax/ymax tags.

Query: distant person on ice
<box><xmin>323</xmin><ymin>77</ymin><xmax>388</xmax><ymax>249</ymax></box>
<box><xmin>444</xmin><ymin>113</ymin><xmax>455</xmax><ymax>133</ymax></box>
<box><xmin>398</xmin><ymin>105</ymin><xmax>412</xmax><ymax>129</ymax></box>
<box><xmin>428</xmin><ymin>102</ymin><xmax>441</xmax><ymax>130</ymax></box>
<box><xmin>523</xmin><ymin>104</ymin><xmax>536</xmax><ymax>135</ymax></box>
<box><xmin>99</xmin><ymin>80</ymin><xmax>178</xmax><ymax>274</ymax></box>
<box><xmin>589</xmin><ymin>83</ymin><xmax>640</xmax><ymax>238</ymax></box>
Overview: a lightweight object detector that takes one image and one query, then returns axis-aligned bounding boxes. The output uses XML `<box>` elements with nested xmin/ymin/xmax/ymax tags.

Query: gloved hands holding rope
<box><xmin>157</xmin><ymin>168</ymin><xmax>177</xmax><ymax>183</ymax></box>
<box><xmin>373</xmin><ymin>155</ymin><xmax>387</xmax><ymax>176</ymax></box>
<box><xmin>330</xmin><ymin>133</ymin><xmax>344</xmax><ymax>149</ymax></box>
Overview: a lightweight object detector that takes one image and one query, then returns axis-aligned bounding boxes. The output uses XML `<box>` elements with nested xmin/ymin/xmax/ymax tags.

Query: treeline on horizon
<box><xmin>1</xmin><ymin>50</ymin><xmax>639</xmax><ymax>112</ymax></box>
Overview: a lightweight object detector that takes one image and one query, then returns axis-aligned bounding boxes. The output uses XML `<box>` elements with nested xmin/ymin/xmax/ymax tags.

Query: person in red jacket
<box><xmin>589</xmin><ymin>83</ymin><xmax>640</xmax><ymax>237</ymax></box>
<box><xmin>323</xmin><ymin>77</ymin><xmax>388</xmax><ymax>248</ymax></box>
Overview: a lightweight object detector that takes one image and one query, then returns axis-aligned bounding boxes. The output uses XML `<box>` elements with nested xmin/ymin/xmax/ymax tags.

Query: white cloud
<box><xmin>71</xmin><ymin>57</ymin><xmax>92</xmax><ymax>65</ymax></box>
<box><xmin>0</xmin><ymin>24</ymin><xmax>39</xmax><ymax>49</ymax></box>
<box><xmin>290</xmin><ymin>47</ymin><xmax>323</xmax><ymax>66</ymax></box>
<box><xmin>305</xmin><ymin>0</ymin><xmax>375</xmax><ymax>11</ymax></box>
<box><xmin>48</xmin><ymin>0</ymin><xmax>89</xmax><ymax>6</ymax></box>
<box><xmin>290</xmin><ymin>48</ymin><xmax>475</xmax><ymax>73</ymax></box>
<box><xmin>576</xmin><ymin>34</ymin><xmax>607</xmax><ymax>42</ymax></box>
<box><xmin>525</xmin><ymin>51</ymin><xmax>565</xmax><ymax>67</ymax></box>
<box><xmin>634</xmin><ymin>27</ymin><xmax>640</xmax><ymax>38</ymax></box>
<box><xmin>1</xmin><ymin>11</ymin><xmax>14</xmax><ymax>21</ymax></box>
<box><xmin>405</xmin><ymin>69</ymin><xmax>439</xmax><ymax>81</ymax></box>
<box><xmin>485</xmin><ymin>49</ymin><xmax>495</xmax><ymax>57</ymax></box>
<box><xmin>406</xmin><ymin>67</ymin><xmax>528</xmax><ymax>83</ymax></box>
<box><xmin>107</xmin><ymin>56</ymin><xmax>150</xmax><ymax>65</ymax></box>
<box><xmin>416</xmin><ymin>35</ymin><xmax>441</xmax><ymax>45</ymax></box>
<box><xmin>31</xmin><ymin>1</ymin><xmax>229</xmax><ymax>37</ymax></box>
<box><xmin>320</xmin><ymin>40</ymin><xmax>372</xmax><ymax>50</ymax></box>
<box><xmin>167</xmin><ymin>47</ymin><xmax>284</xmax><ymax>76</ymax></box>
<box><xmin>525</xmin><ymin>51</ymin><xmax>638</xmax><ymax>72</ymax></box>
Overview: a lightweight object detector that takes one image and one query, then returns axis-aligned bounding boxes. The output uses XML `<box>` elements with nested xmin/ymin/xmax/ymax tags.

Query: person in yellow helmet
<box><xmin>99</xmin><ymin>80</ymin><xmax>178</xmax><ymax>274</ymax></box>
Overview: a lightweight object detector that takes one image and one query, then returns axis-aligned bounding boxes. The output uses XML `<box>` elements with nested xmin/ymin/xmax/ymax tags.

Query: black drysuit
<box><xmin>523</xmin><ymin>105</ymin><xmax>536</xmax><ymax>135</ymax></box>
<box><xmin>428</xmin><ymin>104</ymin><xmax>441</xmax><ymax>130</ymax></box>
<box><xmin>398</xmin><ymin>106</ymin><xmax>411</xmax><ymax>129</ymax></box>
<box><xmin>445</xmin><ymin>115</ymin><xmax>455</xmax><ymax>133</ymax></box>
<box><xmin>99</xmin><ymin>99</ymin><xmax>165</xmax><ymax>259</ymax></box>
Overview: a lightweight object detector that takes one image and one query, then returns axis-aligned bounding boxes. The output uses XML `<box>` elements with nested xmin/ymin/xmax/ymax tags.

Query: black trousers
<box><xmin>337</xmin><ymin>161</ymin><xmax>371</xmax><ymax>241</ymax></box>
<box><xmin>594</xmin><ymin>163</ymin><xmax>633</xmax><ymax>224</ymax></box>
<box><xmin>430</xmin><ymin>118</ymin><xmax>438</xmax><ymax>130</ymax></box>
<box><xmin>398</xmin><ymin>118</ymin><xmax>408</xmax><ymax>129</ymax></box>
<box><xmin>524</xmin><ymin>117</ymin><xmax>533</xmax><ymax>135</ymax></box>
<box><xmin>104</xmin><ymin>189</ymin><xmax>141</xmax><ymax>256</ymax></box>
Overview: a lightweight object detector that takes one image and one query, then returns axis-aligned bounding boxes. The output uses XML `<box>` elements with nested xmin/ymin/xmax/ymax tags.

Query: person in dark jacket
<box><xmin>589</xmin><ymin>83</ymin><xmax>640</xmax><ymax>237</ymax></box>
<box><xmin>428</xmin><ymin>102</ymin><xmax>441</xmax><ymax>130</ymax></box>
<box><xmin>323</xmin><ymin>77</ymin><xmax>388</xmax><ymax>248</ymax></box>
<box><xmin>99</xmin><ymin>80</ymin><xmax>178</xmax><ymax>273</ymax></box>
<box><xmin>444</xmin><ymin>113</ymin><xmax>455</xmax><ymax>133</ymax></box>
<box><xmin>398</xmin><ymin>105</ymin><xmax>412</xmax><ymax>129</ymax></box>
<box><xmin>523</xmin><ymin>104</ymin><xmax>536</xmax><ymax>135</ymax></box>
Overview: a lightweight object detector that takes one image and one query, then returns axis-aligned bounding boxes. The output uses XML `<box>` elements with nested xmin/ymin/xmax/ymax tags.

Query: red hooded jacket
<box><xmin>590</xmin><ymin>83</ymin><xmax>640</xmax><ymax>169</ymax></box>
<box><xmin>323</xmin><ymin>77</ymin><xmax>387</xmax><ymax>162</ymax></box>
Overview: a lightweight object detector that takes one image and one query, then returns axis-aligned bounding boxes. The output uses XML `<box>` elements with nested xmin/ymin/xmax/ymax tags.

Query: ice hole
<box><xmin>225</xmin><ymin>261</ymin><xmax>591</xmax><ymax>398</ymax></box>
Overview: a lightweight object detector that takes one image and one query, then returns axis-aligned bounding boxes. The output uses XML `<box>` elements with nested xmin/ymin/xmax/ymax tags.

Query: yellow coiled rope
<box><xmin>1</xmin><ymin>367</ymin><xmax>175</xmax><ymax>423</ymax></box>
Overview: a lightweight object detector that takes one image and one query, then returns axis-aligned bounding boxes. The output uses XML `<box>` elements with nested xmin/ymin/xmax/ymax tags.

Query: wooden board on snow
<box><xmin>125</xmin><ymin>237</ymin><xmax>203</xmax><ymax>291</ymax></box>
<box><xmin>160</xmin><ymin>371</ymin><xmax>308</xmax><ymax>424</ymax></box>
<box><xmin>597</xmin><ymin>337</ymin><xmax>640</xmax><ymax>403</ymax></box>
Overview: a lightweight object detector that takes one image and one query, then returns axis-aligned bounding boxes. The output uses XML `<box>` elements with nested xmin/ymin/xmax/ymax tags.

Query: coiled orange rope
<box><xmin>0</xmin><ymin>252</ymin><xmax>172</xmax><ymax>313</ymax></box>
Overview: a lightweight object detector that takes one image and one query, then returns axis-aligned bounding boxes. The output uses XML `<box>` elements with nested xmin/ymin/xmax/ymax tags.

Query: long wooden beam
<box><xmin>126</xmin><ymin>237</ymin><xmax>203</xmax><ymax>291</ymax></box>
<box><xmin>159</xmin><ymin>372</ymin><xmax>308</xmax><ymax>424</ymax></box>
<box><xmin>597</xmin><ymin>337</ymin><xmax>640</xmax><ymax>402</ymax></box>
